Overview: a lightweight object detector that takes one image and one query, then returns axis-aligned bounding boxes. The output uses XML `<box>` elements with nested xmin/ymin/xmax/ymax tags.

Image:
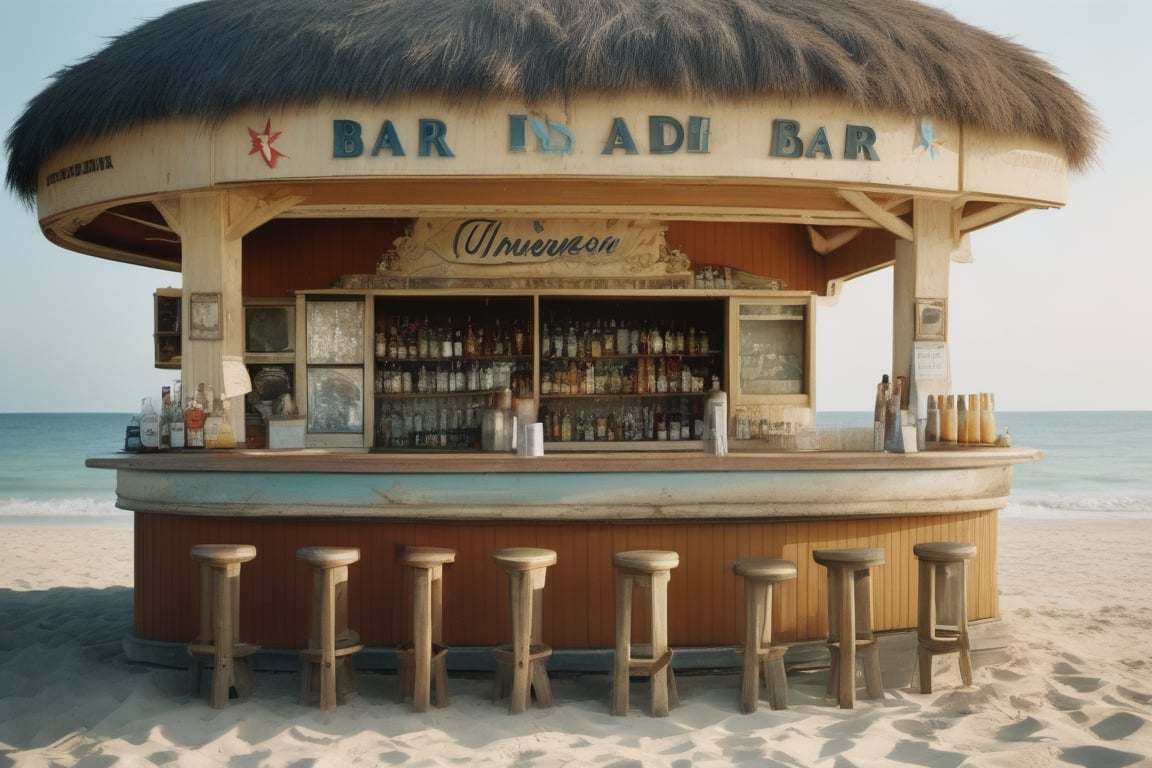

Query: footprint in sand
<box><xmin>1089</xmin><ymin>711</ymin><xmax>1147</xmax><ymax>741</ymax></box>
<box><xmin>1059</xmin><ymin>745</ymin><xmax>1146</xmax><ymax>768</ymax></box>
<box><xmin>996</xmin><ymin>715</ymin><xmax>1046</xmax><ymax>742</ymax></box>
<box><xmin>1054</xmin><ymin>675</ymin><xmax>1106</xmax><ymax>694</ymax></box>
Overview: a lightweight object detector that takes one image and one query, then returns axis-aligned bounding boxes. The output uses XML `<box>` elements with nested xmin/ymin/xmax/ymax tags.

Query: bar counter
<box><xmin>89</xmin><ymin>447</ymin><xmax>1039</xmax><ymax>668</ymax></box>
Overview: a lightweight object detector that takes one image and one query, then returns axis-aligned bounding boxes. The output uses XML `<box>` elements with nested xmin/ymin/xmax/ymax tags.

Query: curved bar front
<box><xmin>89</xmin><ymin>448</ymin><xmax>1038</xmax><ymax>663</ymax></box>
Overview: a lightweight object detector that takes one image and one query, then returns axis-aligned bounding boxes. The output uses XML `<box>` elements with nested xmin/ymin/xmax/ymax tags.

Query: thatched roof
<box><xmin>6</xmin><ymin>0</ymin><xmax>1098</xmax><ymax>205</ymax></box>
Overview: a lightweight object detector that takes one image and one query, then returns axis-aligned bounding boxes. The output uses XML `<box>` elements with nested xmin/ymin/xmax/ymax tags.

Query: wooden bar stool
<box><xmin>914</xmin><ymin>541</ymin><xmax>977</xmax><ymax>693</ymax></box>
<box><xmin>732</xmin><ymin>558</ymin><xmax>797</xmax><ymax>713</ymax></box>
<box><xmin>612</xmin><ymin>549</ymin><xmax>680</xmax><ymax>717</ymax></box>
<box><xmin>297</xmin><ymin>546</ymin><xmax>364</xmax><ymax>711</ymax></box>
<box><xmin>812</xmin><ymin>547</ymin><xmax>885</xmax><ymax>709</ymax></box>
<box><xmin>492</xmin><ymin>547</ymin><xmax>557</xmax><ymax>714</ymax></box>
<box><xmin>188</xmin><ymin>544</ymin><xmax>260</xmax><ymax>709</ymax></box>
<box><xmin>396</xmin><ymin>546</ymin><xmax>456</xmax><ymax>712</ymax></box>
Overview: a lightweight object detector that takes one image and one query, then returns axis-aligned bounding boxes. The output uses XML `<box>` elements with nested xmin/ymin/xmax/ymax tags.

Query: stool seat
<box><xmin>733</xmin><ymin>558</ymin><xmax>796</xmax><ymax>713</ymax></box>
<box><xmin>813</xmin><ymin>546</ymin><xmax>885</xmax><ymax>709</ymax></box>
<box><xmin>733</xmin><ymin>558</ymin><xmax>798</xmax><ymax>582</ymax></box>
<box><xmin>915</xmin><ymin>541</ymin><xmax>976</xmax><ymax>693</ymax></box>
<box><xmin>297</xmin><ymin>546</ymin><xmax>361</xmax><ymax>710</ymax></box>
<box><xmin>398</xmin><ymin>545</ymin><xmax>457</xmax><ymax>712</ymax></box>
<box><xmin>812</xmin><ymin>547</ymin><xmax>885</xmax><ymax>569</ymax></box>
<box><xmin>494</xmin><ymin>547</ymin><xmax>558</xmax><ymax>570</ymax></box>
<box><xmin>400</xmin><ymin>546</ymin><xmax>457</xmax><ymax>568</ymax></box>
<box><xmin>493</xmin><ymin>547</ymin><xmax>556</xmax><ymax>714</ymax></box>
<box><xmin>913</xmin><ymin>542</ymin><xmax>977</xmax><ymax>562</ymax></box>
<box><xmin>614</xmin><ymin>549</ymin><xmax>680</xmax><ymax>572</ymax></box>
<box><xmin>188</xmin><ymin>544</ymin><xmax>259</xmax><ymax>709</ymax></box>
<box><xmin>297</xmin><ymin>546</ymin><xmax>361</xmax><ymax>568</ymax></box>
<box><xmin>612</xmin><ymin>549</ymin><xmax>680</xmax><ymax>717</ymax></box>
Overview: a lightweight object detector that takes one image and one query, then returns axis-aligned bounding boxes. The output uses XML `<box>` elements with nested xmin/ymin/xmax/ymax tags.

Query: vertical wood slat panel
<box><xmin>135</xmin><ymin>511</ymin><xmax>1000</xmax><ymax>648</ymax></box>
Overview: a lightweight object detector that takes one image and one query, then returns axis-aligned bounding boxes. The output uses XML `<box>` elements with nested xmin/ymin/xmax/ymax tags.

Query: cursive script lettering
<box><xmin>453</xmin><ymin>219</ymin><xmax>620</xmax><ymax>261</ymax></box>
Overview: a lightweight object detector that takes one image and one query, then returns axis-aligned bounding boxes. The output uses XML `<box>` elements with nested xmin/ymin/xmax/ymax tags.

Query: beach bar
<box><xmin>6</xmin><ymin>0</ymin><xmax>1095</xmax><ymax>669</ymax></box>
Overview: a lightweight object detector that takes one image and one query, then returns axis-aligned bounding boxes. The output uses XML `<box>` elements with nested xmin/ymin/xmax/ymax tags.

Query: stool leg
<box><xmin>741</xmin><ymin>580</ymin><xmax>765</xmax><ymax>713</ymax></box>
<box><xmin>649</xmin><ymin>570</ymin><xmax>671</xmax><ymax>717</ymax></box>
<box><xmin>957</xmin><ymin>561</ymin><xmax>973</xmax><ymax>686</ymax></box>
<box><xmin>825</xmin><ymin>569</ymin><xmax>841</xmax><ymax>697</ymax></box>
<box><xmin>761</xmin><ymin>582</ymin><xmax>788</xmax><ymax>710</ymax></box>
<box><xmin>510</xmin><ymin>569</ymin><xmax>533</xmax><ymax>714</ymax></box>
<box><xmin>319</xmin><ymin>567</ymin><xmax>339</xmax><ymax>712</ymax></box>
<box><xmin>856</xmin><ymin>568</ymin><xmax>883</xmax><ymax>700</ymax></box>
<box><xmin>211</xmin><ymin>565</ymin><xmax>238</xmax><ymax>710</ymax></box>
<box><xmin>612</xmin><ymin>572</ymin><xmax>632</xmax><ymax>716</ymax></box>
<box><xmin>529</xmin><ymin>569</ymin><xmax>553</xmax><ymax>708</ymax></box>
<box><xmin>413</xmin><ymin>568</ymin><xmax>432</xmax><ymax>713</ymax></box>
<box><xmin>917</xmin><ymin>560</ymin><xmax>936</xmax><ymax>693</ymax></box>
<box><xmin>836</xmin><ymin>568</ymin><xmax>856</xmax><ymax>709</ymax></box>
<box><xmin>430</xmin><ymin>568</ymin><xmax>450</xmax><ymax>707</ymax></box>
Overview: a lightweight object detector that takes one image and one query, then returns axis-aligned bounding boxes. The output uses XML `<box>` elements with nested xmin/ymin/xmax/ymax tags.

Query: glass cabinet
<box><xmin>279</xmin><ymin>290</ymin><xmax>815</xmax><ymax>452</ymax></box>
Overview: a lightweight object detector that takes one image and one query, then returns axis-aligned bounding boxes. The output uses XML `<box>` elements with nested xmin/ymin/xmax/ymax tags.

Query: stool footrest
<box><xmin>188</xmin><ymin>642</ymin><xmax>260</xmax><ymax>658</ymax></box>
<box><xmin>625</xmin><ymin>647</ymin><xmax>674</xmax><ymax>676</ymax></box>
<box><xmin>300</xmin><ymin>644</ymin><xmax>364</xmax><ymax>662</ymax></box>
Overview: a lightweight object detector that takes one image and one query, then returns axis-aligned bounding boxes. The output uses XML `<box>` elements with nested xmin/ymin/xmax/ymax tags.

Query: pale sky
<box><xmin>2</xmin><ymin>1</ymin><xmax>1148</xmax><ymax>413</ymax></box>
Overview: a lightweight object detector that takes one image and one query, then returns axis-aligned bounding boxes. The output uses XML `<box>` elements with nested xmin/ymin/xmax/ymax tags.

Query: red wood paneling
<box><xmin>136</xmin><ymin>511</ymin><xmax>998</xmax><ymax>650</ymax></box>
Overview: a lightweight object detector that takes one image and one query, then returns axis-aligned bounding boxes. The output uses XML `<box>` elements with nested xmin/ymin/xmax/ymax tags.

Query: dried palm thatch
<box><xmin>6</xmin><ymin>0</ymin><xmax>1098</xmax><ymax>204</ymax></box>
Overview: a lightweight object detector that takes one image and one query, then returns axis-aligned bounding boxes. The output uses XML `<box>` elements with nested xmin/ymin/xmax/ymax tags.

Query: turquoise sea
<box><xmin>1</xmin><ymin>412</ymin><xmax>1150</xmax><ymax>525</ymax></box>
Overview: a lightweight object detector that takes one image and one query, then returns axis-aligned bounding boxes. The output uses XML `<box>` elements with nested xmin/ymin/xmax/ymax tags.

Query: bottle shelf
<box><xmin>539</xmin><ymin>391</ymin><xmax>706</xmax><ymax>399</ymax></box>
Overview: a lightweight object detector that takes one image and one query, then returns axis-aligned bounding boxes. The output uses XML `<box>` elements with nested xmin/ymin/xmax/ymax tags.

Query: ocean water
<box><xmin>1</xmin><ymin>412</ymin><xmax>1150</xmax><ymax>525</ymax></box>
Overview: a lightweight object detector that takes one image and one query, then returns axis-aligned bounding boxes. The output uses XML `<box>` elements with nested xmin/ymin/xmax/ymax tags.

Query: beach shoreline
<box><xmin>1</xmin><ymin>518</ymin><xmax>1150</xmax><ymax>766</ymax></box>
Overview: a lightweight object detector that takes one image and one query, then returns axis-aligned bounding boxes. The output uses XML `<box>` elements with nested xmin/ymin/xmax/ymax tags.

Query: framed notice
<box><xmin>914</xmin><ymin>298</ymin><xmax>947</xmax><ymax>341</ymax></box>
<box><xmin>188</xmin><ymin>292</ymin><xmax>222</xmax><ymax>340</ymax></box>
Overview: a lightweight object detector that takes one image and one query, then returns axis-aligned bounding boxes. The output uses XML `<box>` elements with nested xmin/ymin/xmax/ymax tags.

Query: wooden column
<box><xmin>892</xmin><ymin>198</ymin><xmax>956</xmax><ymax>422</ymax></box>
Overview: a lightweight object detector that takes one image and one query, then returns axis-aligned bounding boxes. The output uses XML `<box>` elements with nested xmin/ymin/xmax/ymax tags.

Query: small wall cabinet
<box><xmin>153</xmin><ymin>288</ymin><xmax>182</xmax><ymax>369</ymax></box>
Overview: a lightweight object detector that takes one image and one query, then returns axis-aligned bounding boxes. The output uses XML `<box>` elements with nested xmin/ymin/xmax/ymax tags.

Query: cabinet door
<box><xmin>304</xmin><ymin>297</ymin><xmax>368</xmax><ymax>447</ymax></box>
<box><xmin>727</xmin><ymin>298</ymin><xmax>814</xmax><ymax>445</ymax></box>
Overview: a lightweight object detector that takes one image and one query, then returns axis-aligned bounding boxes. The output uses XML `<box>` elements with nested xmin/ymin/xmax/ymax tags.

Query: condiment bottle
<box><xmin>956</xmin><ymin>395</ymin><xmax>968</xmax><ymax>445</ymax></box>
<box><xmin>940</xmin><ymin>394</ymin><xmax>957</xmax><ymax>444</ymax></box>
<box><xmin>967</xmin><ymin>393</ymin><xmax>981</xmax><ymax>445</ymax></box>
<box><xmin>925</xmin><ymin>394</ymin><xmax>938</xmax><ymax>444</ymax></box>
<box><xmin>980</xmin><ymin>392</ymin><xmax>996</xmax><ymax>445</ymax></box>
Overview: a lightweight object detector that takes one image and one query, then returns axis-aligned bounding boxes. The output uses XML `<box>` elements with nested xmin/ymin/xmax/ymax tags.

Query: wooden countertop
<box><xmin>87</xmin><ymin>446</ymin><xmax>1041</xmax><ymax>474</ymax></box>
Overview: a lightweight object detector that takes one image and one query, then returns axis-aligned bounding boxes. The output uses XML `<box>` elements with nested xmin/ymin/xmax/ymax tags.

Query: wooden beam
<box><xmin>806</xmin><ymin>225</ymin><xmax>863</xmax><ymax>255</ymax></box>
<box><xmin>836</xmin><ymin>190</ymin><xmax>914</xmax><ymax>241</ymax></box>
<box><xmin>225</xmin><ymin>192</ymin><xmax>307</xmax><ymax>240</ymax></box>
<box><xmin>959</xmin><ymin>202</ymin><xmax>1029</xmax><ymax>233</ymax></box>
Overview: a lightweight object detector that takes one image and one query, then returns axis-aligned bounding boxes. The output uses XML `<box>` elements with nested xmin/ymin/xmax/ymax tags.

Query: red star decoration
<box><xmin>248</xmin><ymin>118</ymin><xmax>287</xmax><ymax>168</ymax></box>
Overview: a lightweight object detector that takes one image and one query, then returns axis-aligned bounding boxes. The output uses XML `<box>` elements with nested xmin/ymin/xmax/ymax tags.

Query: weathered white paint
<box><xmin>35</xmin><ymin>94</ymin><xmax>1068</xmax><ymax>223</ymax></box>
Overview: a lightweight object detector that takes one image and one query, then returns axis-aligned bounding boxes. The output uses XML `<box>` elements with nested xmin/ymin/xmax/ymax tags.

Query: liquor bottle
<box><xmin>872</xmin><ymin>374</ymin><xmax>890</xmax><ymax>451</ymax></box>
<box><xmin>466</xmin><ymin>317</ymin><xmax>478</xmax><ymax>357</ymax></box>
<box><xmin>170</xmin><ymin>395</ymin><xmax>186</xmax><ymax>449</ymax></box>
<box><xmin>650</xmin><ymin>322</ymin><xmax>664</xmax><ymax>354</ymax></box>
<box><xmin>541</xmin><ymin>321</ymin><xmax>551</xmax><ymax>357</ymax></box>
<box><xmin>884</xmin><ymin>377</ymin><xmax>901</xmax><ymax>451</ymax></box>
<box><xmin>185</xmin><ymin>395</ymin><xmax>205</xmax><ymax>448</ymax></box>
<box><xmin>139</xmin><ymin>397</ymin><xmax>160</xmax><ymax>452</ymax></box>
<box><xmin>216</xmin><ymin>398</ymin><xmax>237</xmax><ymax>449</ymax></box>
<box><xmin>159</xmin><ymin>386</ymin><xmax>172</xmax><ymax>450</ymax></box>
<box><xmin>124</xmin><ymin>411</ymin><xmax>142</xmax><ymax>452</ymax></box>
<box><xmin>203</xmin><ymin>385</ymin><xmax>223</xmax><ymax>448</ymax></box>
<box><xmin>565</xmin><ymin>322</ymin><xmax>578</xmax><ymax>359</ymax></box>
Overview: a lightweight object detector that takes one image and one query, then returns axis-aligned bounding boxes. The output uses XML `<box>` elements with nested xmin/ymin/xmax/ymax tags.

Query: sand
<box><xmin>1</xmin><ymin>518</ymin><xmax>1150</xmax><ymax>767</ymax></box>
